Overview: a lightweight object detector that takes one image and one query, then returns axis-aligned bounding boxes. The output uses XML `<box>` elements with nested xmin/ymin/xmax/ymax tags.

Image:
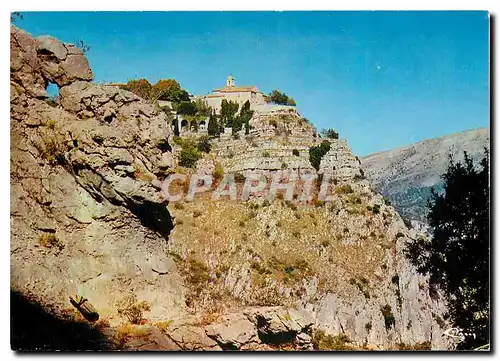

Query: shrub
<box><xmin>38</xmin><ymin>233</ymin><xmax>64</xmax><ymax>251</ymax></box>
<box><xmin>155</xmin><ymin>320</ymin><xmax>173</xmax><ymax>333</ymax></box>
<box><xmin>396</xmin><ymin>341</ymin><xmax>431</xmax><ymax>351</ymax></box>
<box><xmin>285</xmin><ymin>201</ymin><xmax>297</xmax><ymax>211</ymax></box>
<box><xmin>281</xmin><ymin>162</ymin><xmax>288</xmax><ymax>169</ymax></box>
<box><xmin>434</xmin><ymin>314</ymin><xmax>446</xmax><ymax>329</ymax></box>
<box><xmin>267</xmin><ymin>90</ymin><xmax>296</xmax><ymax>106</ymax></box>
<box><xmin>309</xmin><ymin>141</ymin><xmax>331</xmax><ymax>170</ymax></box>
<box><xmin>365</xmin><ymin>322</ymin><xmax>372</xmax><ymax>333</ymax></box>
<box><xmin>197</xmin><ymin>136</ymin><xmax>211</xmax><ymax>153</ymax></box>
<box><xmin>36</xmin><ymin>130</ymin><xmax>67</xmax><ymax>165</ymax></box>
<box><xmin>173</xmin><ymin>202</ymin><xmax>185</xmax><ymax>210</ymax></box>
<box><xmin>172</xmin><ymin>136</ymin><xmax>183</xmax><ymax>146</ymax></box>
<box><xmin>292</xmin><ymin>149</ymin><xmax>300</xmax><ymax>157</ymax></box>
<box><xmin>45</xmin><ymin>119</ymin><xmax>56</xmax><ymax>129</ymax></box>
<box><xmin>115</xmin><ymin>323</ymin><xmax>150</xmax><ymax>347</ymax></box>
<box><xmin>396</xmin><ymin>232</ymin><xmax>405</xmax><ymax>238</ymax></box>
<box><xmin>402</xmin><ymin>217</ymin><xmax>413</xmax><ymax>229</ymax></box>
<box><xmin>213</xmin><ymin>166</ymin><xmax>224</xmax><ymax>182</ymax></box>
<box><xmin>381</xmin><ymin>304</ymin><xmax>395</xmax><ymax>331</ymax></box>
<box><xmin>391</xmin><ymin>274</ymin><xmax>400</xmax><ymax>285</ymax></box>
<box><xmin>178</xmin><ymin>140</ymin><xmax>202</xmax><ymax>168</ymax></box>
<box><xmin>383</xmin><ymin>197</ymin><xmax>392</xmax><ymax>206</ymax></box>
<box><xmin>372</xmin><ymin>204</ymin><xmax>381</xmax><ymax>214</ymax></box>
<box><xmin>321</xmin><ymin>128</ymin><xmax>339</xmax><ymax>139</ymax></box>
<box><xmin>315</xmin><ymin>200</ymin><xmax>325</xmax><ymax>208</ymax></box>
<box><xmin>234</xmin><ymin>172</ymin><xmax>246</xmax><ymax>183</ymax></box>
<box><xmin>185</xmin><ymin>257</ymin><xmax>210</xmax><ymax>295</ymax></box>
<box><xmin>337</xmin><ymin>184</ymin><xmax>353</xmax><ymax>194</ymax></box>
<box><xmin>312</xmin><ymin>330</ymin><xmax>352</xmax><ymax>351</ymax></box>
<box><xmin>116</xmin><ymin>295</ymin><xmax>151</xmax><ymax>324</ymax></box>
<box><xmin>262</xmin><ymin>151</ymin><xmax>271</xmax><ymax>158</ymax></box>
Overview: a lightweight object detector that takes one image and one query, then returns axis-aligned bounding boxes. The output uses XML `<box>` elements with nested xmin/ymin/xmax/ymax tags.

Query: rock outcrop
<box><xmin>10</xmin><ymin>24</ymin><xmax>181</xmax><ymax>327</ymax></box>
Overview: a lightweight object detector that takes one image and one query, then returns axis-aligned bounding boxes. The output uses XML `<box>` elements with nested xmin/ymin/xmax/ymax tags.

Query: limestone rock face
<box><xmin>168</xmin><ymin>103</ymin><xmax>454</xmax><ymax>350</ymax></box>
<box><xmin>319</xmin><ymin>140</ymin><xmax>362</xmax><ymax>180</ymax></box>
<box><xmin>10</xmin><ymin>25</ymin><xmax>181</xmax><ymax>326</ymax></box>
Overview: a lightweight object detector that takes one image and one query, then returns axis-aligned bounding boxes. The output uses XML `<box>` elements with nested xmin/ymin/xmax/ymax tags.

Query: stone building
<box><xmin>194</xmin><ymin>75</ymin><xmax>267</xmax><ymax>114</ymax></box>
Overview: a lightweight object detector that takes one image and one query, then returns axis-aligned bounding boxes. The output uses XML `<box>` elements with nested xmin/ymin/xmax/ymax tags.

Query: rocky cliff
<box><xmin>11</xmin><ymin>25</ymin><xmax>453</xmax><ymax>351</ymax></box>
<box><xmin>10</xmin><ymin>24</ymin><xmax>184</xmax><ymax>330</ymax></box>
<box><xmin>360</xmin><ymin>128</ymin><xmax>489</xmax><ymax>224</ymax></box>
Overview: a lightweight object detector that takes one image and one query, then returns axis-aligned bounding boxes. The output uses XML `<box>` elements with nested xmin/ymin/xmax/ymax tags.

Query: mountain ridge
<box><xmin>360</xmin><ymin>127</ymin><xmax>489</xmax><ymax>223</ymax></box>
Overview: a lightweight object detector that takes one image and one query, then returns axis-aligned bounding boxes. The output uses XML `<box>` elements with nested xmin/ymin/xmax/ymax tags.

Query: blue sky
<box><xmin>17</xmin><ymin>11</ymin><xmax>489</xmax><ymax>156</ymax></box>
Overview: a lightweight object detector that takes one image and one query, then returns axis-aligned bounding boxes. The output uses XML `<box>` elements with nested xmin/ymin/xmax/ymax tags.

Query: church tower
<box><xmin>226</xmin><ymin>75</ymin><xmax>235</xmax><ymax>87</ymax></box>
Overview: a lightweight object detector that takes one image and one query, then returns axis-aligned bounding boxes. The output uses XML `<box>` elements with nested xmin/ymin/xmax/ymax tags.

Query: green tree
<box><xmin>11</xmin><ymin>12</ymin><xmax>23</xmax><ymax>23</ymax></box>
<box><xmin>321</xmin><ymin>128</ymin><xmax>339</xmax><ymax>139</ymax></box>
<box><xmin>194</xmin><ymin>99</ymin><xmax>212</xmax><ymax>117</ymax></box>
<box><xmin>309</xmin><ymin>141</ymin><xmax>331</xmax><ymax>171</ymax></box>
<box><xmin>173</xmin><ymin>116</ymin><xmax>180</xmax><ymax>137</ymax></box>
<box><xmin>197</xmin><ymin>136</ymin><xmax>211</xmax><ymax>153</ymax></box>
<box><xmin>267</xmin><ymin>90</ymin><xmax>296</xmax><ymax>106</ymax></box>
<box><xmin>207</xmin><ymin>111</ymin><xmax>220</xmax><ymax>136</ymax></box>
<box><xmin>405</xmin><ymin>150</ymin><xmax>490</xmax><ymax>349</ymax></box>
<box><xmin>151</xmin><ymin>79</ymin><xmax>190</xmax><ymax>102</ymax></box>
<box><xmin>239</xmin><ymin>100</ymin><xmax>254</xmax><ymax>135</ymax></box>
<box><xmin>179</xmin><ymin>139</ymin><xmax>202</xmax><ymax>168</ymax></box>
<box><xmin>121</xmin><ymin>79</ymin><xmax>152</xmax><ymax>100</ymax></box>
<box><xmin>220</xmin><ymin>99</ymin><xmax>239</xmax><ymax>128</ymax></box>
<box><xmin>177</xmin><ymin>101</ymin><xmax>197</xmax><ymax>116</ymax></box>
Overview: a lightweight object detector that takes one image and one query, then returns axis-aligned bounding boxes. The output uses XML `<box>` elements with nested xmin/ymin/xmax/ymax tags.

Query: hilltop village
<box><xmin>112</xmin><ymin>75</ymin><xmax>299</xmax><ymax>137</ymax></box>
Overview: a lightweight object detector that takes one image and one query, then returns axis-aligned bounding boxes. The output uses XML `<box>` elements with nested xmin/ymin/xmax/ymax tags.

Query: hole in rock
<box><xmin>45</xmin><ymin>82</ymin><xmax>60</xmax><ymax>107</ymax></box>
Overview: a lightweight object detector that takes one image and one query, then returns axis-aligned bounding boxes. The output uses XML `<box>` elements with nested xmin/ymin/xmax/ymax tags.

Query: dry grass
<box><xmin>395</xmin><ymin>341</ymin><xmax>432</xmax><ymax>351</ymax></box>
<box><xmin>35</xmin><ymin>130</ymin><xmax>67</xmax><ymax>165</ymax></box>
<box><xmin>114</xmin><ymin>323</ymin><xmax>150</xmax><ymax>347</ymax></box>
<box><xmin>155</xmin><ymin>320</ymin><xmax>173</xmax><ymax>333</ymax></box>
<box><xmin>166</xmin><ymin>183</ymin><xmax>394</xmax><ymax>309</ymax></box>
<box><xmin>116</xmin><ymin>294</ymin><xmax>151</xmax><ymax>325</ymax></box>
<box><xmin>38</xmin><ymin>233</ymin><xmax>64</xmax><ymax>251</ymax></box>
<box><xmin>312</xmin><ymin>330</ymin><xmax>354</xmax><ymax>351</ymax></box>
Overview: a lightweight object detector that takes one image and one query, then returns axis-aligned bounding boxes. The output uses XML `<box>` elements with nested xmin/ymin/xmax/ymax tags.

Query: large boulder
<box><xmin>205</xmin><ymin>313</ymin><xmax>260</xmax><ymax>349</ymax></box>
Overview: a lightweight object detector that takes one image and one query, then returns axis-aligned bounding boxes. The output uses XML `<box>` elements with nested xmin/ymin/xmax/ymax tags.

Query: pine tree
<box><xmin>239</xmin><ymin>100</ymin><xmax>253</xmax><ymax>135</ymax></box>
<box><xmin>173</xmin><ymin>116</ymin><xmax>180</xmax><ymax>136</ymax></box>
<box><xmin>405</xmin><ymin>150</ymin><xmax>490</xmax><ymax>349</ymax></box>
<box><xmin>207</xmin><ymin>111</ymin><xmax>220</xmax><ymax>137</ymax></box>
<box><xmin>220</xmin><ymin>99</ymin><xmax>239</xmax><ymax>128</ymax></box>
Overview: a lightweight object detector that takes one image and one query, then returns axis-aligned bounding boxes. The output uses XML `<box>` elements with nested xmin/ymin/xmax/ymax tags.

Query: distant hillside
<box><xmin>361</xmin><ymin>128</ymin><xmax>490</xmax><ymax>224</ymax></box>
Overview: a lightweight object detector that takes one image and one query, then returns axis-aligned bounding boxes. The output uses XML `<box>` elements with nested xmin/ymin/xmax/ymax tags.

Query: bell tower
<box><xmin>226</xmin><ymin>75</ymin><xmax>235</xmax><ymax>87</ymax></box>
